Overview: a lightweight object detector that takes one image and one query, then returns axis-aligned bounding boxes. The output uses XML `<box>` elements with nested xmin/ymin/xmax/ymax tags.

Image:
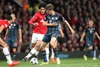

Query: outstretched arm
<box><xmin>64</xmin><ymin>20</ymin><xmax>74</xmax><ymax>34</ymax></box>
<box><xmin>18</xmin><ymin>28</ymin><xmax>22</xmax><ymax>43</ymax></box>
<box><xmin>95</xmin><ymin>32</ymin><xmax>100</xmax><ymax>40</ymax></box>
<box><xmin>43</xmin><ymin>20</ymin><xmax>58</xmax><ymax>26</ymax></box>
<box><xmin>80</xmin><ymin>32</ymin><xmax>85</xmax><ymax>42</ymax></box>
<box><xmin>59</xmin><ymin>24</ymin><xmax>64</xmax><ymax>37</ymax></box>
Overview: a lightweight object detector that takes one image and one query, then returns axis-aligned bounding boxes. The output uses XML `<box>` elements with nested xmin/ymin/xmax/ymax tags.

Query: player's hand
<box><xmin>4</xmin><ymin>36</ymin><xmax>6</xmax><ymax>40</ymax></box>
<box><xmin>19</xmin><ymin>38</ymin><xmax>22</xmax><ymax>43</ymax></box>
<box><xmin>52</xmin><ymin>22</ymin><xmax>58</xmax><ymax>26</ymax></box>
<box><xmin>71</xmin><ymin>30</ymin><xmax>75</xmax><ymax>35</ymax></box>
<box><xmin>33</xmin><ymin>23</ymin><xmax>38</xmax><ymax>26</ymax></box>
<box><xmin>99</xmin><ymin>37</ymin><xmax>100</xmax><ymax>41</ymax></box>
<box><xmin>61</xmin><ymin>32</ymin><xmax>64</xmax><ymax>37</ymax></box>
<box><xmin>80</xmin><ymin>39</ymin><xmax>83</xmax><ymax>43</ymax></box>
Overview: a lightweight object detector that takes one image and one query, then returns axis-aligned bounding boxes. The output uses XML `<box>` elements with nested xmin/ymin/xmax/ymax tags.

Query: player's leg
<box><xmin>93</xmin><ymin>49</ymin><xmax>96</xmax><ymax>60</ymax></box>
<box><xmin>45</xmin><ymin>44</ymin><xmax>49</xmax><ymax>62</ymax></box>
<box><xmin>6</xmin><ymin>39</ymin><xmax>11</xmax><ymax>51</ymax></box>
<box><xmin>26</xmin><ymin>34</ymin><xmax>45</xmax><ymax>58</ymax></box>
<box><xmin>12</xmin><ymin>47</ymin><xmax>20</xmax><ymax>64</ymax></box>
<box><xmin>87</xmin><ymin>44</ymin><xmax>96</xmax><ymax>60</ymax></box>
<box><xmin>40</xmin><ymin>42</ymin><xmax>49</xmax><ymax>65</ymax></box>
<box><xmin>84</xmin><ymin>45</ymin><xmax>93</xmax><ymax>60</ymax></box>
<box><xmin>12</xmin><ymin>48</ymin><xmax>16</xmax><ymax>60</ymax></box>
<box><xmin>23</xmin><ymin>33</ymin><xmax>45</xmax><ymax>62</ymax></box>
<box><xmin>34</xmin><ymin>34</ymin><xmax>50</xmax><ymax>63</ymax></box>
<box><xmin>11</xmin><ymin>40</ymin><xmax>18</xmax><ymax>61</ymax></box>
<box><xmin>93</xmin><ymin>45</ymin><xmax>97</xmax><ymax>60</ymax></box>
<box><xmin>31</xmin><ymin>33</ymin><xmax>37</xmax><ymax>48</ymax></box>
<box><xmin>83</xmin><ymin>41</ymin><xmax>91</xmax><ymax>60</ymax></box>
<box><xmin>22</xmin><ymin>41</ymin><xmax>42</xmax><ymax>62</ymax></box>
<box><xmin>50</xmin><ymin>37</ymin><xmax>61</xmax><ymax>64</ymax></box>
<box><xmin>48</xmin><ymin>41</ymin><xmax>56</xmax><ymax>63</ymax></box>
<box><xmin>0</xmin><ymin>38</ymin><xmax>19</xmax><ymax>66</ymax></box>
<box><xmin>23</xmin><ymin>33</ymin><xmax>38</xmax><ymax>61</ymax></box>
<box><xmin>39</xmin><ymin>35</ymin><xmax>50</xmax><ymax>65</ymax></box>
<box><xmin>50</xmin><ymin>47</ymin><xmax>56</xmax><ymax>63</ymax></box>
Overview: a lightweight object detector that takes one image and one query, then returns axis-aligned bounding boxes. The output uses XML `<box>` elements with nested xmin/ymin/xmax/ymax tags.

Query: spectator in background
<box><xmin>0</xmin><ymin>0</ymin><xmax>100</xmax><ymax>53</ymax></box>
<box><xmin>22</xmin><ymin>1</ymin><xmax>29</xmax><ymax>11</ymax></box>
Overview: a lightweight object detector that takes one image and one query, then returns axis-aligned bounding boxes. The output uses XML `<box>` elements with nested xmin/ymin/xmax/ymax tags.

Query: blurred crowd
<box><xmin>0</xmin><ymin>0</ymin><xmax>100</xmax><ymax>53</ymax></box>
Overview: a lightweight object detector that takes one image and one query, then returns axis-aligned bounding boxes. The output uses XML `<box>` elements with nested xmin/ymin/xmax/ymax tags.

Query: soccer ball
<box><xmin>30</xmin><ymin>57</ymin><xmax>38</xmax><ymax>64</ymax></box>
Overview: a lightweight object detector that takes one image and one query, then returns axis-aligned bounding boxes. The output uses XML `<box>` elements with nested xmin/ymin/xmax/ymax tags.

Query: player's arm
<box><xmin>28</xmin><ymin>13</ymin><xmax>38</xmax><ymax>25</ymax></box>
<box><xmin>64</xmin><ymin>20</ymin><xmax>74</xmax><ymax>34</ymax></box>
<box><xmin>80</xmin><ymin>32</ymin><xmax>86</xmax><ymax>42</ymax></box>
<box><xmin>59</xmin><ymin>14</ymin><xmax>74</xmax><ymax>34</ymax></box>
<box><xmin>43</xmin><ymin>20</ymin><xmax>58</xmax><ymax>26</ymax></box>
<box><xmin>59</xmin><ymin>24</ymin><xmax>64</xmax><ymax>37</ymax></box>
<box><xmin>95</xmin><ymin>32</ymin><xmax>100</xmax><ymax>40</ymax></box>
<box><xmin>18</xmin><ymin>26</ymin><xmax>22</xmax><ymax>43</ymax></box>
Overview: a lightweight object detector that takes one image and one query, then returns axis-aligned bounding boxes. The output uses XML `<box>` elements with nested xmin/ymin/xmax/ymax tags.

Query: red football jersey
<box><xmin>0</xmin><ymin>19</ymin><xmax>9</xmax><ymax>28</ymax></box>
<box><xmin>28</xmin><ymin>11</ymin><xmax>47</xmax><ymax>34</ymax></box>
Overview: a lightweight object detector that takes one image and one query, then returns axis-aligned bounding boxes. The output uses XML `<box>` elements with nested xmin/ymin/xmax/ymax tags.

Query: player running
<box><xmin>0</xmin><ymin>15</ymin><xmax>20</xmax><ymax>67</ymax></box>
<box><xmin>39</xmin><ymin>4</ymin><xmax>74</xmax><ymax>64</ymax></box>
<box><xmin>80</xmin><ymin>20</ymin><xmax>100</xmax><ymax>60</ymax></box>
<box><xmin>5</xmin><ymin>14</ymin><xmax>22</xmax><ymax>61</ymax></box>
<box><xmin>23</xmin><ymin>3</ymin><xmax>56</xmax><ymax>63</ymax></box>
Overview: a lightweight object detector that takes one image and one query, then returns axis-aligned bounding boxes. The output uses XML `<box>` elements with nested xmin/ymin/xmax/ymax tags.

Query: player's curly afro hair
<box><xmin>6</xmin><ymin>15</ymin><xmax>12</xmax><ymax>20</ymax></box>
<box><xmin>38</xmin><ymin>3</ymin><xmax>47</xmax><ymax>9</ymax></box>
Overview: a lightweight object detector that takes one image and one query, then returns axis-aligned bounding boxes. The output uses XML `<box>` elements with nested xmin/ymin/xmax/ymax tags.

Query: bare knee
<box><xmin>50</xmin><ymin>37</ymin><xmax>57</xmax><ymax>49</ymax></box>
<box><xmin>1</xmin><ymin>42</ymin><xmax>8</xmax><ymax>47</ymax></box>
<box><xmin>31</xmin><ymin>43</ymin><xmax>36</xmax><ymax>48</ymax></box>
<box><xmin>88</xmin><ymin>46</ymin><xmax>93</xmax><ymax>50</ymax></box>
<box><xmin>34</xmin><ymin>40</ymin><xmax>42</xmax><ymax>50</ymax></box>
<box><xmin>40</xmin><ymin>42</ymin><xmax>47</xmax><ymax>50</ymax></box>
<box><xmin>0</xmin><ymin>38</ymin><xmax>8</xmax><ymax>48</ymax></box>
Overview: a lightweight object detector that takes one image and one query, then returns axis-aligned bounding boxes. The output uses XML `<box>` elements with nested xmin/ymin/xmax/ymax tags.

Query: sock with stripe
<box><xmin>3</xmin><ymin>47</ymin><xmax>12</xmax><ymax>64</ymax></box>
<box><xmin>26</xmin><ymin>48</ymin><xmax>37</xmax><ymax>59</ymax></box>
<box><xmin>41</xmin><ymin>50</ymin><xmax>47</xmax><ymax>62</ymax></box>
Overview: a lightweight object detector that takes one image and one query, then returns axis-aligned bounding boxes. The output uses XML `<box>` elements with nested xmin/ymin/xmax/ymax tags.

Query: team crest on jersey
<box><xmin>89</xmin><ymin>28</ymin><xmax>94</xmax><ymax>33</ymax></box>
<box><xmin>14</xmin><ymin>24</ymin><xmax>16</xmax><ymax>26</ymax></box>
<box><xmin>55</xmin><ymin>17</ymin><xmax>58</xmax><ymax>20</ymax></box>
<box><xmin>90</xmin><ymin>30</ymin><xmax>93</xmax><ymax>33</ymax></box>
<box><xmin>49</xmin><ymin>20</ymin><xmax>52</xmax><ymax>23</ymax></box>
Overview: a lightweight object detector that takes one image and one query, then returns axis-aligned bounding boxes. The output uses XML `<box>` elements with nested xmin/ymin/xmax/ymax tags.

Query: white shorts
<box><xmin>31</xmin><ymin>33</ymin><xmax>44</xmax><ymax>43</ymax></box>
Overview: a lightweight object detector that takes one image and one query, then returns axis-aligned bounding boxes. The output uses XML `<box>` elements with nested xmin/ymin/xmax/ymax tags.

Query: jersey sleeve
<box><xmin>94</xmin><ymin>27</ymin><xmax>97</xmax><ymax>32</ymax></box>
<box><xmin>83</xmin><ymin>26</ymin><xmax>87</xmax><ymax>33</ymax></box>
<box><xmin>16</xmin><ymin>22</ymin><xmax>21</xmax><ymax>30</ymax></box>
<box><xmin>28</xmin><ymin>13</ymin><xmax>39</xmax><ymax>25</ymax></box>
<box><xmin>59</xmin><ymin>14</ymin><xmax>65</xmax><ymax>22</ymax></box>
<box><xmin>1</xmin><ymin>22</ymin><xmax>8</xmax><ymax>28</ymax></box>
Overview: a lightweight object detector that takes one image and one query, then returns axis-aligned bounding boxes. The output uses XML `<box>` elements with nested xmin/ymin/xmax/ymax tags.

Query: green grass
<box><xmin>0</xmin><ymin>58</ymin><xmax>100</xmax><ymax>67</ymax></box>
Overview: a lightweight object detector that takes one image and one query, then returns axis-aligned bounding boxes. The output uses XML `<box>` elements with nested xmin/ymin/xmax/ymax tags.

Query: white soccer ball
<box><xmin>30</xmin><ymin>57</ymin><xmax>38</xmax><ymax>64</ymax></box>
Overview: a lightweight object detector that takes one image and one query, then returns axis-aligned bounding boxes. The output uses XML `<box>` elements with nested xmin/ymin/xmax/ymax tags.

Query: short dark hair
<box><xmin>45</xmin><ymin>4</ymin><xmax>54</xmax><ymax>10</ymax></box>
<box><xmin>6</xmin><ymin>15</ymin><xmax>12</xmax><ymax>20</ymax></box>
<box><xmin>38</xmin><ymin>3</ymin><xmax>47</xmax><ymax>9</ymax></box>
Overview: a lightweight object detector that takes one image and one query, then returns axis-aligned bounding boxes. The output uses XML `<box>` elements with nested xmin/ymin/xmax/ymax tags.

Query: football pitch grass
<box><xmin>0</xmin><ymin>58</ymin><xmax>100</xmax><ymax>67</ymax></box>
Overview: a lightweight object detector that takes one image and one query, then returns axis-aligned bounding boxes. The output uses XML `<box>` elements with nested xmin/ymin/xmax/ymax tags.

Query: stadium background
<box><xmin>0</xmin><ymin>0</ymin><xmax>100</xmax><ymax>59</ymax></box>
